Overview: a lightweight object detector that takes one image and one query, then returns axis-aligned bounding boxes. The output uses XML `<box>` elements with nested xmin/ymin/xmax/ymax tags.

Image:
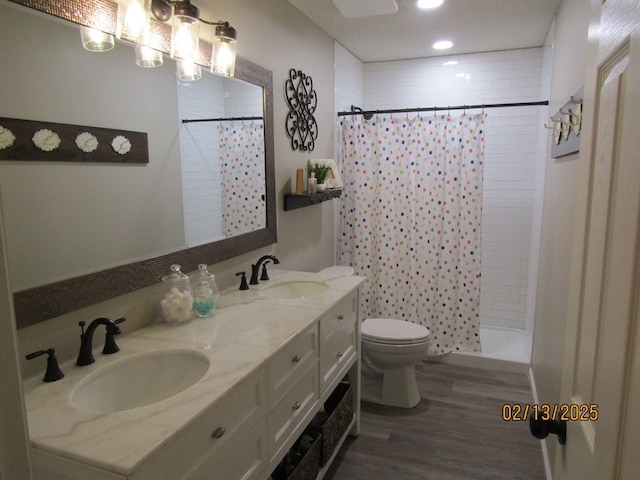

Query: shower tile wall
<box><xmin>334</xmin><ymin>43</ymin><xmax>550</xmax><ymax>330</ymax></box>
<box><xmin>177</xmin><ymin>75</ymin><xmax>225</xmax><ymax>247</ymax></box>
<box><xmin>176</xmin><ymin>75</ymin><xmax>263</xmax><ymax>248</ymax></box>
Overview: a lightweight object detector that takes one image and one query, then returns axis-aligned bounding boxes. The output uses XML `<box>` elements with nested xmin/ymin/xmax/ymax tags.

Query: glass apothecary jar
<box><xmin>189</xmin><ymin>264</ymin><xmax>220</xmax><ymax>318</ymax></box>
<box><xmin>159</xmin><ymin>264</ymin><xmax>194</xmax><ymax>324</ymax></box>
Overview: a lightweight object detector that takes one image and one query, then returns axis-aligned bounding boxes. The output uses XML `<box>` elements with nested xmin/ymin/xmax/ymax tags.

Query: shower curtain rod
<box><xmin>338</xmin><ymin>100</ymin><xmax>549</xmax><ymax>117</ymax></box>
<box><xmin>181</xmin><ymin>115</ymin><xmax>263</xmax><ymax>124</ymax></box>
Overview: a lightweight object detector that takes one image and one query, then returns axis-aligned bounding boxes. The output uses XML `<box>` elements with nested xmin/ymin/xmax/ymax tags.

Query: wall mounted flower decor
<box><xmin>285</xmin><ymin>68</ymin><xmax>318</xmax><ymax>152</ymax></box>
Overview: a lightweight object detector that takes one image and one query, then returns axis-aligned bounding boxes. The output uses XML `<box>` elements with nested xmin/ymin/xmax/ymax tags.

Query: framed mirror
<box><xmin>0</xmin><ymin>2</ymin><xmax>276</xmax><ymax>328</ymax></box>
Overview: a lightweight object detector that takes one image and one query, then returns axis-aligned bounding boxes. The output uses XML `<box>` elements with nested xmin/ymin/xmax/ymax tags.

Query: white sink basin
<box><xmin>71</xmin><ymin>350</ymin><xmax>209</xmax><ymax>413</ymax></box>
<box><xmin>262</xmin><ymin>280</ymin><xmax>328</xmax><ymax>299</ymax></box>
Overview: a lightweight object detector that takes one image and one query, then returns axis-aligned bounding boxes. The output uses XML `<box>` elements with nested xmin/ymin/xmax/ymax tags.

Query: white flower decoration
<box><xmin>0</xmin><ymin>126</ymin><xmax>16</xmax><ymax>150</ymax></box>
<box><xmin>75</xmin><ymin>132</ymin><xmax>99</xmax><ymax>153</ymax></box>
<box><xmin>111</xmin><ymin>135</ymin><xmax>131</xmax><ymax>155</ymax></box>
<box><xmin>32</xmin><ymin>129</ymin><xmax>61</xmax><ymax>152</ymax></box>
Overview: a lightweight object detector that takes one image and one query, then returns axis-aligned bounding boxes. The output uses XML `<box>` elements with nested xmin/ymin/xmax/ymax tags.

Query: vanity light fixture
<box><xmin>151</xmin><ymin>0</ymin><xmax>237</xmax><ymax>76</ymax></box>
<box><xmin>117</xmin><ymin>0</ymin><xmax>152</xmax><ymax>43</ymax></box>
<box><xmin>135</xmin><ymin>44</ymin><xmax>164</xmax><ymax>67</ymax></box>
<box><xmin>80</xmin><ymin>26</ymin><xmax>115</xmax><ymax>52</ymax></box>
<box><xmin>211</xmin><ymin>22</ymin><xmax>237</xmax><ymax>77</ymax></box>
<box><xmin>176</xmin><ymin>58</ymin><xmax>202</xmax><ymax>81</ymax></box>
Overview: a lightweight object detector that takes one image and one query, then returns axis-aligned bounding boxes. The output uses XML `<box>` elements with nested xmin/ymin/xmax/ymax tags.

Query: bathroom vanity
<box><xmin>23</xmin><ymin>270</ymin><xmax>364</xmax><ymax>480</ymax></box>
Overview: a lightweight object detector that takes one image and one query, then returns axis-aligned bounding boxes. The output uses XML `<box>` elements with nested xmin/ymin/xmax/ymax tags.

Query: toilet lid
<box><xmin>361</xmin><ymin>318</ymin><xmax>430</xmax><ymax>345</ymax></box>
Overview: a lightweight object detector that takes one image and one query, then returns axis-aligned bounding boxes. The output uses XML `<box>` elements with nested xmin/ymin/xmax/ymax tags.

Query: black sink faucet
<box><xmin>76</xmin><ymin>317</ymin><xmax>126</xmax><ymax>366</ymax></box>
<box><xmin>250</xmin><ymin>255</ymin><xmax>280</xmax><ymax>285</ymax></box>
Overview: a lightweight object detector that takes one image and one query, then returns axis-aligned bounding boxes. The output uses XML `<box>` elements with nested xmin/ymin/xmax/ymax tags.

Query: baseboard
<box><xmin>529</xmin><ymin>367</ymin><xmax>553</xmax><ymax>480</ymax></box>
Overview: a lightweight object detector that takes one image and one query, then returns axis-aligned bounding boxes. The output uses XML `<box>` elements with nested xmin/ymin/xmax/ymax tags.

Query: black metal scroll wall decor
<box><xmin>285</xmin><ymin>69</ymin><xmax>318</xmax><ymax>152</ymax></box>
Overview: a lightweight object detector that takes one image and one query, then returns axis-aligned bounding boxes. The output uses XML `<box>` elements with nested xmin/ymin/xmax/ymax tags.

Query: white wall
<box><xmin>334</xmin><ymin>45</ymin><xmax>550</xmax><ymax>333</ymax></box>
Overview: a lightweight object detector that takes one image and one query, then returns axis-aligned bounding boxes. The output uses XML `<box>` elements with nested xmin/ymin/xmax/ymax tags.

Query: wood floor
<box><xmin>324</xmin><ymin>362</ymin><xmax>546</xmax><ymax>480</ymax></box>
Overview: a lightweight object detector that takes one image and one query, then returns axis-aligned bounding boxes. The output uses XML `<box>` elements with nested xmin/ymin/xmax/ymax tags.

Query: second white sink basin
<box><xmin>262</xmin><ymin>280</ymin><xmax>329</xmax><ymax>299</ymax></box>
<box><xmin>71</xmin><ymin>350</ymin><xmax>209</xmax><ymax>413</ymax></box>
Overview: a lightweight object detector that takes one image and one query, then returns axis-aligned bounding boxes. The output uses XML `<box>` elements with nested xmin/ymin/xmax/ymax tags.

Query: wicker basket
<box><xmin>271</xmin><ymin>431</ymin><xmax>321</xmax><ymax>480</ymax></box>
<box><xmin>309</xmin><ymin>382</ymin><xmax>354</xmax><ymax>466</ymax></box>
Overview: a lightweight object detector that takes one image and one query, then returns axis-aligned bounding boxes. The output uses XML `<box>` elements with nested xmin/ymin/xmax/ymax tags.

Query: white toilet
<box><xmin>361</xmin><ymin>318</ymin><xmax>430</xmax><ymax>408</ymax></box>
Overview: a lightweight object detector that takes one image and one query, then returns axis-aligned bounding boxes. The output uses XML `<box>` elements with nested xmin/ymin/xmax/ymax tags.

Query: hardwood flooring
<box><xmin>324</xmin><ymin>362</ymin><xmax>545</xmax><ymax>480</ymax></box>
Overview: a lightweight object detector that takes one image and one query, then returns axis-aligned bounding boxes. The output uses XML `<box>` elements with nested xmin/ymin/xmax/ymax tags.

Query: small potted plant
<box><xmin>307</xmin><ymin>160</ymin><xmax>331</xmax><ymax>192</ymax></box>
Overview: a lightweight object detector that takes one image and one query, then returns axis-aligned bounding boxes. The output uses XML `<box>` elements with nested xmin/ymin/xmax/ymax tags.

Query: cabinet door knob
<box><xmin>337</xmin><ymin>351</ymin><xmax>344</xmax><ymax>358</ymax></box>
<box><xmin>292</xmin><ymin>401</ymin><xmax>302</xmax><ymax>410</ymax></box>
<box><xmin>292</xmin><ymin>355</ymin><xmax>301</xmax><ymax>363</ymax></box>
<box><xmin>211</xmin><ymin>427</ymin><xmax>226</xmax><ymax>439</ymax></box>
<box><xmin>337</xmin><ymin>315</ymin><xmax>345</xmax><ymax>320</ymax></box>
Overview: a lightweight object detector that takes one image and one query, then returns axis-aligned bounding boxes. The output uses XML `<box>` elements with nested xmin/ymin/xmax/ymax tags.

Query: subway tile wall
<box><xmin>334</xmin><ymin>43</ymin><xmax>551</xmax><ymax>331</ymax></box>
<box><xmin>177</xmin><ymin>74</ymin><xmax>225</xmax><ymax>247</ymax></box>
<box><xmin>177</xmin><ymin>74</ymin><xmax>264</xmax><ymax>247</ymax></box>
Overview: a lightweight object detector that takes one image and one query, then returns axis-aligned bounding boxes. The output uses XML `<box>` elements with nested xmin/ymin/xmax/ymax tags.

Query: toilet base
<box><xmin>361</xmin><ymin>365</ymin><xmax>421</xmax><ymax>408</ymax></box>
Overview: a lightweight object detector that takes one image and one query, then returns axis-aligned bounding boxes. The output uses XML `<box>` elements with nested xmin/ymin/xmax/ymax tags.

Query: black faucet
<box><xmin>76</xmin><ymin>317</ymin><xmax>126</xmax><ymax>366</ymax></box>
<box><xmin>250</xmin><ymin>255</ymin><xmax>280</xmax><ymax>285</ymax></box>
<box><xmin>26</xmin><ymin>348</ymin><xmax>65</xmax><ymax>382</ymax></box>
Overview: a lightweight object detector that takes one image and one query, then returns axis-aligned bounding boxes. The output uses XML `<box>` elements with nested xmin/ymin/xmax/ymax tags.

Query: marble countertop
<box><xmin>23</xmin><ymin>269</ymin><xmax>365</xmax><ymax>476</ymax></box>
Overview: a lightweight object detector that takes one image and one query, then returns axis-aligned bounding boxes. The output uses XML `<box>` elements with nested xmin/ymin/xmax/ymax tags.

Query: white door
<box><xmin>554</xmin><ymin>0</ymin><xmax>640</xmax><ymax>478</ymax></box>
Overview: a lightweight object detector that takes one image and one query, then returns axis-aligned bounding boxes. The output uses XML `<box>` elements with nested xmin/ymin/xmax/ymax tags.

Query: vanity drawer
<box><xmin>267</xmin><ymin>363</ymin><xmax>319</xmax><ymax>462</ymax></box>
<box><xmin>320</xmin><ymin>322</ymin><xmax>357</xmax><ymax>395</ymax></box>
<box><xmin>267</xmin><ymin>324</ymin><xmax>318</xmax><ymax>407</ymax></box>
<box><xmin>196</xmin><ymin>417</ymin><xmax>268</xmax><ymax>480</ymax></box>
<box><xmin>319</xmin><ymin>293</ymin><xmax>357</xmax><ymax>345</ymax></box>
<box><xmin>132</xmin><ymin>365</ymin><xmax>266</xmax><ymax>480</ymax></box>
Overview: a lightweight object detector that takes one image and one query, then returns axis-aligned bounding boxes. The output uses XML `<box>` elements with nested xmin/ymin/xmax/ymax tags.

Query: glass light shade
<box><xmin>211</xmin><ymin>35</ymin><xmax>236</xmax><ymax>77</ymax></box>
<box><xmin>176</xmin><ymin>59</ymin><xmax>202</xmax><ymax>81</ymax></box>
<box><xmin>135</xmin><ymin>45</ymin><xmax>163</xmax><ymax>68</ymax></box>
<box><xmin>80</xmin><ymin>26</ymin><xmax>115</xmax><ymax>52</ymax></box>
<box><xmin>117</xmin><ymin>0</ymin><xmax>151</xmax><ymax>42</ymax></box>
<box><xmin>171</xmin><ymin>16</ymin><xmax>200</xmax><ymax>60</ymax></box>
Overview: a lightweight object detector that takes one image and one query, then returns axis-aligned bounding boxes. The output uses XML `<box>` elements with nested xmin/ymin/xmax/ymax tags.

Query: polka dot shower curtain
<box><xmin>218</xmin><ymin>121</ymin><xmax>265</xmax><ymax>237</ymax></box>
<box><xmin>337</xmin><ymin>114</ymin><xmax>485</xmax><ymax>355</ymax></box>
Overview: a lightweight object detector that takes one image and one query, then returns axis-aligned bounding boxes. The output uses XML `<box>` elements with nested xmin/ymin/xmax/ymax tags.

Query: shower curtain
<box><xmin>218</xmin><ymin>121</ymin><xmax>265</xmax><ymax>237</ymax></box>
<box><xmin>337</xmin><ymin>113</ymin><xmax>485</xmax><ymax>355</ymax></box>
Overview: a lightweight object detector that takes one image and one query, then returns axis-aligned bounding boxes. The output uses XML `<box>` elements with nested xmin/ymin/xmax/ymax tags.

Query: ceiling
<box><xmin>286</xmin><ymin>0</ymin><xmax>562</xmax><ymax>63</ymax></box>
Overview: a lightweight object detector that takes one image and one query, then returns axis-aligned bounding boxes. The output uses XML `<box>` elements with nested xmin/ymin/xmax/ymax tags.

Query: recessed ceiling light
<box><xmin>417</xmin><ymin>0</ymin><xmax>444</xmax><ymax>9</ymax></box>
<box><xmin>432</xmin><ymin>40</ymin><xmax>453</xmax><ymax>50</ymax></box>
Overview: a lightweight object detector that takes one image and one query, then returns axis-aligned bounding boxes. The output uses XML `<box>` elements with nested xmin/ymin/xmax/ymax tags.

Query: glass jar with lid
<box><xmin>159</xmin><ymin>264</ymin><xmax>194</xmax><ymax>324</ymax></box>
<box><xmin>189</xmin><ymin>264</ymin><xmax>220</xmax><ymax>318</ymax></box>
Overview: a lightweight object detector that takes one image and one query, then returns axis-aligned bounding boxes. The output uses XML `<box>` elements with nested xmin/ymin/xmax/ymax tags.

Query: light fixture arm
<box><xmin>149</xmin><ymin>0</ymin><xmax>237</xmax><ymax>77</ymax></box>
<box><xmin>151</xmin><ymin>0</ymin><xmax>230</xmax><ymax>27</ymax></box>
<box><xmin>151</xmin><ymin>0</ymin><xmax>174</xmax><ymax>22</ymax></box>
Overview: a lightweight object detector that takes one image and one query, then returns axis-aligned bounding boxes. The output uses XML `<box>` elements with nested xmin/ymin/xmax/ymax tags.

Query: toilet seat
<box><xmin>362</xmin><ymin>318</ymin><xmax>430</xmax><ymax>345</ymax></box>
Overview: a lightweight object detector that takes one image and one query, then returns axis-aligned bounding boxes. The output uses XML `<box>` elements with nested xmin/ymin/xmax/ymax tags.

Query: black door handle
<box><xmin>529</xmin><ymin>415</ymin><xmax>567</xmax><ymax>444</ymax></box>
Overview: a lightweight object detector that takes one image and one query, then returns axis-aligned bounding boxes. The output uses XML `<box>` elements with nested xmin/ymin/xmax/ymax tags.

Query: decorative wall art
<box><xmin>285</xmin><ymin>68</ymin><xmax>318</xmax><ymax>152</ymax></box>
<box><xmin>545</xmin><ymin>87</ymin><xmax>583</xmax><ymax>158</ymax></box>
<box><xmin>0</xmin><ymin>117</ymin><xmax>148</xmax><ymax>163</ymax></box>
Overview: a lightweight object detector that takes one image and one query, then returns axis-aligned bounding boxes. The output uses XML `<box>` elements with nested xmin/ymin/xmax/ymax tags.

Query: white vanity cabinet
<box><xmin>318</xmin><ymin>292</ymin><xmax>359</xmax><ymax>398</ymax></box>
<box><xmin>131</xmin><ymin>366</ymin><xmax>268</xmax><ymax>480</ymax></box>
<box><xmin>26</xmin><ymin>274</ymin><xmax>364</xmax><ymax>480</ymax></box>
<box><xmin>267</xmin><ymin>324</ymin><xmax>320</xmax><ymax>462</ymax></box>
<box><xmin>32</xmin><ymin>366</ymin><xmax>269</xmax><ymax>480</ymax></box>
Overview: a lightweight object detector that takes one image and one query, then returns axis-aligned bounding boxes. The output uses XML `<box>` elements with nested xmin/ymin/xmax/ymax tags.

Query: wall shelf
<box><xmin>284</xmin><ymin>189</ymin><xmax>342</xmax><ymax>211</ymax></box>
